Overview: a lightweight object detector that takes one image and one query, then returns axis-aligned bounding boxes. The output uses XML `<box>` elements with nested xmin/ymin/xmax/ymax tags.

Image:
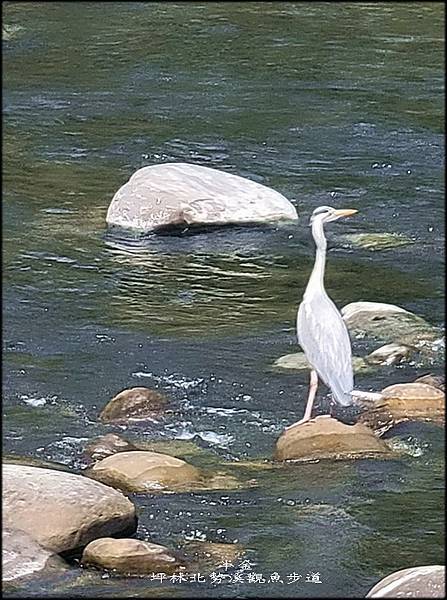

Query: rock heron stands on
<box><xmin>288</xmin><ymin>205</ymin><xmax>358</xmax><ymax>429</ymax></box>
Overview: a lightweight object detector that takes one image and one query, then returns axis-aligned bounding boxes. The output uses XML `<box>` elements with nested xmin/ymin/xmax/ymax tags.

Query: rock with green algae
<box><xmin>2</xmin><ymin>24</ymin><xmax>25</xmax><ymax>41</ymax></box>
<box><xmin>342</xmin><ymin>232</ymin><xmax>415</xmax><ymax>251</ymax></box>
<box><xmin>341</xmin><ymin>301</ymin><xmax>442</xmax><ymax>355</ymax></box>
<box><xmin>272</xmin><ymin>352</ymin><xmax>371</xmax><ymax>373</ymax></box>
<box><xmin>180</xmin><ymin>540</ymin><xmax>245</xmax><ymax>575</ymax></box>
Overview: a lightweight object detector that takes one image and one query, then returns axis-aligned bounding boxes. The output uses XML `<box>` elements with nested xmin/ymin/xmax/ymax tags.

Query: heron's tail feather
<box><xmin>350</xmin><ymin>389</ymin><xmax>383</xmax><ymax>407</ymax></box>
<box><xmin>332</xmin><ymin>389</ymin><xmax>354</xmax><ymax>407</ymax></box>
<box><xmin>351</xmin><ymin>389</ymin><xmax>383</xmax><ymax>401</ymax></box>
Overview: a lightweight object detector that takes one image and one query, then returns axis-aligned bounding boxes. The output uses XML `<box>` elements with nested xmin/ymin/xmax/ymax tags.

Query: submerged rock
<box><xmin>81</xmin><ymin>538</ymin><xmax>184</xmax><ymax>575</ymax></box>
<box><xmin>273</xmin><ymin>352</ymin><xmax>371</xmax><ymax>373</ymax></box>
<box><xmin>87</xmin><ymin>450</ymin><xmax>244</xmax><ymax>494</ymax></box>
<box><xmin>99</xmin><ymin>387</ymin><xmax>168</xmax><ymax>423</ymax></box>
<box><xmin>2</xmin><ymin>24</ymin><xmax>25</xmax><ymax>42</ymax></box>
<box><xmin>182</xmin><ymin>540</ymin><xmax>245</xmax><ymax>574</ymax></box>
<box><xmin>366</xmin><ymin>565</ymin><xmax>445</xmax><ymax>598</ymax></box>
<box><xmin>273</xmin><ymin>416</ymin><xmax>391</xmax><ymax>462</ymax></box>
<box><xmin>195</xmin><ymin>472</ymin><xmax>246</xmax><ymax>492</ymax></box>
<box><xmin>358</xmin><ymin>383</ymin><xmax>445</xmax><ymax>435</ymax></box>
<box><xmin>341</xmin><ymin>301</ymin><xmax>441</xmax><ymax>355</ymax></box>
<box><xmin>3</xmin><ymin>464</ymin><xmax>137</xmax><ymax>554</ymax></box>
<box><xmin>84</xmin><ymin>434</ymin><xmax>139</xmax><ymax>463</ymax></box>
<box><xmin>414</xmin><ymin>373</ymin><xmax>445</xmax><ymax>391</ymax></box>
<box><xmin>2</xmin><ymin>528</ymin><xmax>67</xmax><ymax>583</ymax></box>
<box><xmin>106</xmin><ymin>162</ymin><xmax>298</xmax><ymax>233</ymax></box>
<box><xmin>365</xmin><ymin>342</ymin><xmax>415</xmax><ymax>366</ymax></box>
<box><xmin>342</xmin><ymin>232</ymin><xmax>414</xmax><ymax>251</ymax></box>
<box><xmin>3</xmin><ymin>454</ymin><xmax>71</xmax><ymax>472</ymax></box>
<box><xmin>87</xmin><ymin>451</ymin><xmax>203</xmax><ymax>493</ymax></box>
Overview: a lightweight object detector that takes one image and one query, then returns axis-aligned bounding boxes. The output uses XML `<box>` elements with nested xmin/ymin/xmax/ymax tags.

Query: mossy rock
<box><xmin>342</xmin><ymin>232</ymin><xmax>415</xmax><ymax>251</ymax></box>
<box><xmin>272</xmin><ymin>352</ymin><xmax>371</xmax><ymax>374</ymax></box>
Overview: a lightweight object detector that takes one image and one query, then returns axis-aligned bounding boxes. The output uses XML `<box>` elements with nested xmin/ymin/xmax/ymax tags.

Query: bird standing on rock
<box><xmin>287</xmin><ymin>205</ymin><xmax>358</xmax><ymax>429</ymax></box>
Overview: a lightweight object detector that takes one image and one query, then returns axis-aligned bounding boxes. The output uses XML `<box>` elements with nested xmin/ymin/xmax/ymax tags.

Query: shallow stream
<box><xmin>3</xmin><ymin>2</ymin><xmax>444</xmax><ymax>597</ymax></box>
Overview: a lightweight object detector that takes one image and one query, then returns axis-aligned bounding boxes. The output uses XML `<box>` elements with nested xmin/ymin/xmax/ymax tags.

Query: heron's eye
<box><xmin>312</xmin><ymin>206</ymin><xmax>332</xmax><ymax>217</ymax></box>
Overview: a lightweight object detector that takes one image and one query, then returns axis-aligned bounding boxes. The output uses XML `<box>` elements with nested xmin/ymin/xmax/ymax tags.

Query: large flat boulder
<box><xmin>2</xmin><ymin>464</ymin><xmax>137</xmax><ymax>554</ymax></box>
<box><xmin>366</xmin><ymin>565</ymin><xmax>445</xmax><ymax>597</ymax></box>
<box><xmin>106</xmin><ymin>162</ymin><xmax>298</xmax><ymax>233</ymax></box>
<box><xmin>2</xmin><ymin>528</ymin><xmax>67</xmax><ymax>583</ymax></box>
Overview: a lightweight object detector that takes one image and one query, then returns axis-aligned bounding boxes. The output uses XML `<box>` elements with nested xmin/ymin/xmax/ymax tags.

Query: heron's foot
<box><xmin>284</xmin><ymin>417</ymin><xmax>311</xmax><ymax>430</ymax></box>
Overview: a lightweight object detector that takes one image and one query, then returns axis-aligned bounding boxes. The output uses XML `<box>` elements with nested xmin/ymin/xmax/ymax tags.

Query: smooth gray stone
<box><xmin>2</xmin><ymin>528</ymin><xmax>66</xmax><ymax>583</ymax></box>
<box><xmin>106</xmin><ymin>162</ymin><xmax>298</xmax><ymax>232</ymax></box>
<box><xmin>341</xmin><ymin>301</ymin><xmax>441</xmax><ymax>353</ymax></box>
<box><xmin>366</xmin><ymin>565</ymin><xmax>445</xmax><ymax>597</ymax></box>
<box><xmin>3</xmin><ymin>464</ymin><xmax>137</xmax><ymax>554</ymax></box>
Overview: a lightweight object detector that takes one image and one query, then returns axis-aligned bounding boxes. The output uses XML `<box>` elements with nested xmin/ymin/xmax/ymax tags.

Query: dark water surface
<box><xmin>3</xmin><ymin>2</ymin><xmax>444</xmax><ymax>598</ymax></box>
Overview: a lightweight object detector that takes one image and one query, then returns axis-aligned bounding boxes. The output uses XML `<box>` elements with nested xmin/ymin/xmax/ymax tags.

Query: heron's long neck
<box><xmin>306</xmin><ymin>220</ymin><xmax>327</xmax><ymax>295</ymax></box>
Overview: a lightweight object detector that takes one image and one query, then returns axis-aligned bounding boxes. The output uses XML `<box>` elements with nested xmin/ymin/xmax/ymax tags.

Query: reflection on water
<box><xmin>3</xmin><ymin>1</ymin><xmax>444</xmax><ymax>598</ymax></box>
<box><xmin>100</xmin><ymin>230</ymin><xmax>437</xmax><ymax>336</ymax></box>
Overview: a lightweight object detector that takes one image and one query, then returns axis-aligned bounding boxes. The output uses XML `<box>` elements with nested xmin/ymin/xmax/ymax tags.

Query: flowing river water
<box><xmin>3</xmin><ymin>2</ymin><xmax>444</xmax><ymax>597</ymax></box>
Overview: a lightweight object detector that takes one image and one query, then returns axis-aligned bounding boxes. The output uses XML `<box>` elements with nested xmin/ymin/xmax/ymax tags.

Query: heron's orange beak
<box><xmin>333</xmin><ymin>208</ymin><xmax>358</xmax><ymax>218</ymax></box>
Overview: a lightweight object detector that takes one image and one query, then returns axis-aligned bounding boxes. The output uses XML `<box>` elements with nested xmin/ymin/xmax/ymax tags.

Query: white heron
<box><xmin>288</xmin><ymin>205</ymin><xmax>358</xmax><ymax>429</ymax></box>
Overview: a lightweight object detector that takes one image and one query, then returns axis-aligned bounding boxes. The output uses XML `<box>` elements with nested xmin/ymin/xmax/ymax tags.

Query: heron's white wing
<box><xmin>297</xmin><ymin>293</ymin><xmax>354</xmax><ymax>405</ymax></box>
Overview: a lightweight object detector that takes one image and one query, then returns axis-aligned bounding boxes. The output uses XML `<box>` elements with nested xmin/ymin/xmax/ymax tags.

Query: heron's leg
<box><xmin>285</xmin><ymin>370</ymin><xmax>318</xmax><ymax>430</ymax></box>
<box><xmin>302</xmin><ymin>369</ymin><xmax>318</xmax><ymax>422</ymax></box>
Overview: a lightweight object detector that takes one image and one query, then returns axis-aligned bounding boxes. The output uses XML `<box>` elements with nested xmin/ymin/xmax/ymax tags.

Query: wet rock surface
<box><xmin>358</xmin><ymin>383</ymin><xmax>445</xmax><ymax>435</ymax></box>
<box><xmin>87</xmin><ymin>450</ymin><xmax>204</xmax><ymax>493</ymax></box>
<box><xmin>2</xmin><ymin>528</ymin><xmax>67</xmax><ymax>583</ymax></box>
<box><xmin>84</xmin><ymin>434</ymin><xmax>139</xmax><ymax>463</ymax></box>
<box><xmin>81</xmin><ymin>538</ymin><xmax>185</xmax><ymax>575</ymax></box>
<box><xmin>341</xmin><ymin>302</ymin><xmax>441</xmax><ymax>353</ymax></box>
<box><xmin>366</xmin><ymin>565</ymin><xmax>445</xmax><ymax>598</ymax></box>
<box><xmin>99</xmin><ymin>387</ymin><xmax>168</xmax><ymax>423</ymax></box>
<box><xmin>273</xmin><ymin>416</ymin><xmax>392</xmax><ymax>462</ymax></box>
<box><xmin>106</xmin><ymin>162</ymin><xmax>298</xmax><ymax>233</ymax></box>
<box><xmin>414</xmin><ymin>373</ymin><xmax>445</xmax><ymax>391</ymax></box>
<box><xmin>365</xmin><ymin>342</ymin><xmax>415</xmax><ymax>366</ymax></box>
<box><xmin>3</xmin><ymin>464</ymin><xmax>137</xmax><ymax>554</ymax></box>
